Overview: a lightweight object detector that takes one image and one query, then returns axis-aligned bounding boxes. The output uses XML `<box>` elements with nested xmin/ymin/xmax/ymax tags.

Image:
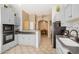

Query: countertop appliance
<box><xmin>3</xmin><ymin>24</ymin><xmax>14</xmax><ymax>45</ymax></box>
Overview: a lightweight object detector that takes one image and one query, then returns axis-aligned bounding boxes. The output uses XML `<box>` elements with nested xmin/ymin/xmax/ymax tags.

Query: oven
<box><xmin>3</xmin><ymin>24</ymin><xmax>14</xmax><ymax>45</ymax></box>
<box><xmin>3</xmin><ymin>32</ymin><xmax>14</xmax><ymax>44</ymax></box>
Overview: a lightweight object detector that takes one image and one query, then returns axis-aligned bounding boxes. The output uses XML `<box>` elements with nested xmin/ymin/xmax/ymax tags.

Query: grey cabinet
<box><xmin>64</xmin><ymin>5</ymin><xmax>72</xmax><ymax>21</ymax></box>
<box><xmin>17</xmin><ymin>34</ymin><xmax>22</xmax><ymax>44</ymax></box>
<box><xmin>17</xmin><ymin>34</ymin><xmax>36</xmax><ymax>47</ymax></box>
<box><xmin>1</xmin><ymin>8</ymin><xmax>9</xmax><ymax>24</ymax></box>
<box><xmin>15</xmin><ymin>34</ymin><xmax>18</xmax><ymax>43</ymax></box>
<box><xmin>72</xmin><ymin>4</ymin><xmax>79</xmax><ymax>18</ymax></box>
<box><xmin>56</xmin><ymin>37</ymin><xmax>70</xmax><ymax>54</ymax></box>
<box><xmin>60</xmin><ymin>4</ymin><xmax>79</xmax><ymax>22</ymax></box>
<box><xmin>1</xmin><ymin>7</ymin><xmax>14</xmax><ymax>24</ymax></box>
<box><xmin>9</xmin><ymin>8</ymin><xmax>14</xmax><ymax>24</ymax></box>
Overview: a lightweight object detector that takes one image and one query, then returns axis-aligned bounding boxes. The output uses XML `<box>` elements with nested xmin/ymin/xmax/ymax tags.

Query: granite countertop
<box><xmin>56</xmin><ymin>35</ymin><xmax>79</xmax><ymax>54</ymax></box>
<box><xmin>14</xmin><ymin>30</ymin><xmax>36</xmax><ymax>34</ymax></box>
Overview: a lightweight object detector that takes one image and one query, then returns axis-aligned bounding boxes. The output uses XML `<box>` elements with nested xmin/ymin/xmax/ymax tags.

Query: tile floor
<box><xmin>4</xmin><ymin>36</ymin><xmax>56</xmax><ymax>54</ymax></box>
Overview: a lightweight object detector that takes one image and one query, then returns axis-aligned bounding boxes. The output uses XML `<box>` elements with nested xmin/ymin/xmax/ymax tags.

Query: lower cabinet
<box><xmin>17</xmin><ymin>34</ymin><xmax>36</xmax><ymax>47</ymax></box>
<box><xmin>15</xmin><ymin>34</ymin><xmax>18</xmax><ymax>43</ymax></box>
<box><xmin>56</xmin><ymin>38</ymin><xmax>63</xmax><ymax>54</ymax></box>
<box><xmin>2</xmin><ymin>35</ymin><xmax>18</xmax><ymax>53</ymax></box>
<box><xmin>56</xmin><ymin>38</ymin><xmax>70</xmax><ymax>54</ymax></box>
<box><xmin>17</xmin><ymin>34</ymin><xmax>23</xmax><ymax>44</ymax></box>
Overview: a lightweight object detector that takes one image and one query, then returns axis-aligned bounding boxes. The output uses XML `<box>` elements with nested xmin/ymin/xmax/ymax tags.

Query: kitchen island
<box><xmin>15</xmin><ymin>30</ymin><xmax>40</xmax><ymax>48</ymax></box>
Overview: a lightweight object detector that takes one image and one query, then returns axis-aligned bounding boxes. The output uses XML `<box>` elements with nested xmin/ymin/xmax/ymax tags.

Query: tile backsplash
<box><xmin>66</xmin><ymin>23</ymin><xmax>79</xmax><ymax>37</ymax></box>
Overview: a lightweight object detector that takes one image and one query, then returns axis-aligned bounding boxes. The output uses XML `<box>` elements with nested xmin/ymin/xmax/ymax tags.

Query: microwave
<box><xmin>3</xmin><ymin>24</ymin><xmax>14</xmax><ymax>32</ymax></box>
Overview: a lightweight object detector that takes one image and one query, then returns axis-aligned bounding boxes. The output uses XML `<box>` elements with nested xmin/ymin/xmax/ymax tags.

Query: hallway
<box><xmin>39</xmin><ymin>36</ymin><xmax>55</xmax><ymax>53</ymax></box>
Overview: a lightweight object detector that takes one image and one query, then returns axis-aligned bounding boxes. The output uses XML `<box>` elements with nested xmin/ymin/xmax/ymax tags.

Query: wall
<box><xmin>22</xmin><ymin>10</ymin><xmax>30</xmax><ymax>31</ymax></box>
<box><xmin>65</xmin><ymin>23</ymin><xmax>79</xmax><ymax>37</ymax></box>
<box><xmin>29</xmin><ymin>14</ymin><xmax>35</xmax><ymax>30</ymax></box>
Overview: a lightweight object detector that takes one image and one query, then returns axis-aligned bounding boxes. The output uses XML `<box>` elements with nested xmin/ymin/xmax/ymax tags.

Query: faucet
<box><xmin>70</xmin><ymin>30</ymin><xmax>78</xmax><ymax>38</ymax></box>
<box><xmin>69</xmin><ymin>30</ymin><xmax>79</xmax><ymax>42</ymax></box>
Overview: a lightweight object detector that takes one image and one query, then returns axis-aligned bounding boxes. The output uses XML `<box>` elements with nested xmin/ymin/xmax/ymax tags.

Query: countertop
<box><xmin>14</xmin><ymin>30</ymin><xmax>36</xmax><ymax>34</ymax></box>
<box><xmin>56</xmin><ymin>35</ymin><xmax>79</xmax><ymax>54</ymax></box>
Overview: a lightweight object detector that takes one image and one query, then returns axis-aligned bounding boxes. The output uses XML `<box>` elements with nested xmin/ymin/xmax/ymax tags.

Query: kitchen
<box><xmin>0</xmin><ymin>4</ymin><xmax>55</xmax><ymax>54</ymax></box>
<box><xmin>1</xmin><ymin>4</ymin><xmax>79</xmax><ymax>54</ymax></box>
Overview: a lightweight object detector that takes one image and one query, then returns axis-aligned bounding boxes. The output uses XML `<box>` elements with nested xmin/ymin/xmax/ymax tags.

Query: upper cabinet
<box><xmin>60</xmin><ymin>4</ymin><xmax>79</xmax><ymax>23</ymax></box>
<box><xmin>1</xmin><ymin>6</ymin><xmax>15</xmax><ymax>24</ymax></box>
<box><xmin>72</xmin><ymin>4</ymin><xmax>79</xmax><ymax>19</ymax></box>
<box><xmin>64</xmin><ymin>5</ymin><xmax>72</xmax><ymax>21</ymax></box>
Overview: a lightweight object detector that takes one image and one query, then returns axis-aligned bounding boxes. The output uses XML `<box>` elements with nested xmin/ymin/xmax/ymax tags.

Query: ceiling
<box><xmin>21</xmin><ymin>4</ymin><xmax>56</xmax><ymax>16</ymax></box>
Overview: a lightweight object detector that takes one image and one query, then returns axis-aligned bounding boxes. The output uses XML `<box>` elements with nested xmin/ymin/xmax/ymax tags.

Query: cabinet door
<box><xmin>15</xmin><ymin>34</ymin><xmax>18</xmax><ymax>43</ymax></box>
<box><xmin>64</xmin><ymin>5</ymin><xmax>72</xmax><ymax>21</ymax></box>
<box><xmin>1</xmin><ymin>8</ymin><xmax>9</xmax><ymax>24</ymax></box>
<box><xmin>17</xmin><ymin>34</ymin><xmax>22</xmax><ymax>44</ymax></box>
<box><xmin>72</xmin><ymin>4</ymin><xmax>79</xmax><ymax>18</ymax></box>
<box><xmin>22</xmin><ymin>34</ymin><xmax>30</xmax><ymax>45</ymax></box>
<box><xmin>22</xmin><ymin>34</ymin><xmax>36</xmax><ymax>46</ymax></box>
<box><xmin>9</xmin><ymin>8</ymin><xmax>14</xmax><ymax>24</ymax></box>
<box><xmin>1</xmin><ymin>8</ymin><xmax>5</xmax><ymax>24</ymax></box>
<box><xmin>29</xmin><ymin>35</ymin><xmax>35</xmax><ymax>46</ymax></box>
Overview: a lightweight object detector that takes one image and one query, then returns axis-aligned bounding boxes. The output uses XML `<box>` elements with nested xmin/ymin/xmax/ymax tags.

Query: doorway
<box><xmin>38</xmin><ymin>20</ymin><xmax>48</xmax><ymax>37</ymax></box>
<box><xmin>38</xmin><ymin>20</ymin><xmax>53</xmax><ymax>51</ymax></box>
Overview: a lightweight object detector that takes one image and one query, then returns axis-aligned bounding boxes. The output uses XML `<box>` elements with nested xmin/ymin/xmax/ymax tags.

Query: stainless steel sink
<box><xmin>59</xmin><ymin>37</ymin><xmax>79</xmax><ymax>47</ymax></box>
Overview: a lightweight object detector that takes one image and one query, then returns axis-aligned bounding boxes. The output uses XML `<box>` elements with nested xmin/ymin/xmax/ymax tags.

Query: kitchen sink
<box><xmin>59</xmin><ymin>38</ymin><xmax>79</xmax><ymax>47</ymax></box>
